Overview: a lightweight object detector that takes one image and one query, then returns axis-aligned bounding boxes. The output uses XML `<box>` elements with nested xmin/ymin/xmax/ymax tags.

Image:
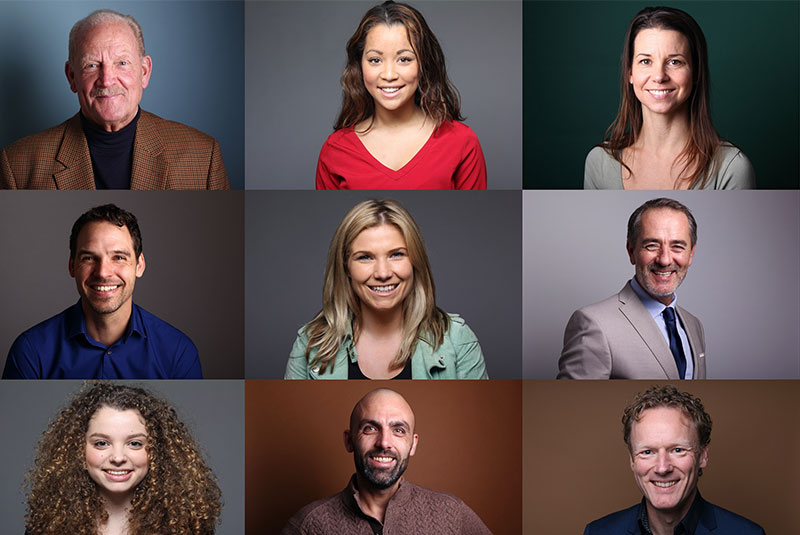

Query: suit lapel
<box><xmin>617</xmin><ymin>282</ymin><xmax>679</xmax><ymax>379</ymax></box>
<box><xmin>676</xmin><ymin>306</ymin><xmax>704</xmax><ymax>378</ymax></box>
<box><xmin>53</xmin><ymin>114</ymin><xmax>95</xmax><ymax>189</ymax></box>
<box><xmin>130</xmin><ymin>111</ymin><xmax>168</xmax><ymax>190</ymax></box>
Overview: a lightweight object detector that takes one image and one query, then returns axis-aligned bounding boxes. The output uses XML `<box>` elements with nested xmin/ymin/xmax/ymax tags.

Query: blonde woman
<box><xmin>285</xmin><ymin>199</ymin><xmax>487</xmax><ymax>379</ymax></box>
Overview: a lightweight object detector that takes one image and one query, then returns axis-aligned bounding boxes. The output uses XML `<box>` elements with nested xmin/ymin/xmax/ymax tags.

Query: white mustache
<box><xmin>92</xmin><ymin>88</ymin><xmax>125</xmax><ymax>97</ymax></box>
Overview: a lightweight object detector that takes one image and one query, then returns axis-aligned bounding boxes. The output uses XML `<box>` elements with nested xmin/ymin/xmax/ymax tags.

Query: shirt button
<box><xmin>107</xmin><ymin>350</ymin><xmax>112</xmax><ymax>355</ymax></box>
<box><xmin>311</xmin><ymin>366</ymin><xmax>320</xmax><ymax>373</ymax></box>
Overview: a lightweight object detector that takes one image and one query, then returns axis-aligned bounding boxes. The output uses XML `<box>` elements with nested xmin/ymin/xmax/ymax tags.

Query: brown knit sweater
<box><xmin>281</xmin><ymin>475</ymin><xmax>493</xmax><ymax>534</ymax></box>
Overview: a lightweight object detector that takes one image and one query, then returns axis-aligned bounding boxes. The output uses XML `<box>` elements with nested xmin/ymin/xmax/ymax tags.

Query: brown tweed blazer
<box><xmin>0</xmin><ymin>110</ymin><xmax>229</xmax><ymax>189</ymax></box>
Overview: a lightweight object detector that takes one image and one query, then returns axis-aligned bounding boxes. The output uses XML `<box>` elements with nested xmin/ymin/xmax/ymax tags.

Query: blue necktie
<box><xmin>662</xmin><ymin>307</ymin><xmax>687</xmax><ymax>379</ymax></box>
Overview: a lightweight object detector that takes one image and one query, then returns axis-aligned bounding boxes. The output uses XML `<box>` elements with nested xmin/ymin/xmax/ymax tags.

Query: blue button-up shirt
<box><xmin>3</xmin><ymin>300</ymin><xmax>201</xmax><ymax>379</ymax></box>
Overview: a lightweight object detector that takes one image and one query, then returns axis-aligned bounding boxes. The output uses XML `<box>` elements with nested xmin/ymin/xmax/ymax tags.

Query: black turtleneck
<box><xmin>80</xmin><ymin>108</ymin><xmax>141</xmax><ymax>189</ymax></box>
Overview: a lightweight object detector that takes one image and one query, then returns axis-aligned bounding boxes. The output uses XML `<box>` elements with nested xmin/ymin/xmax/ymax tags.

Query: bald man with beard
<box><xmin>282</xmin><ymin>388</ymin><xmax>492</xmax><ymax>534</ymax></box>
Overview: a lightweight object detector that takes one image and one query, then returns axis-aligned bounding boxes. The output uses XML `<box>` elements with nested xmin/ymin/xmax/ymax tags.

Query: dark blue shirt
<box><xmin>3</xmin><ymin>301</ymin><xmax>201</xmax><ymax>379</ymax></box>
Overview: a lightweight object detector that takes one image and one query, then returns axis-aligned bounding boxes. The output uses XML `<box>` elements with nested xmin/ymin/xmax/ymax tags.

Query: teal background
<box><xmin>523</xmin><ymin>1</ymin><xmax>799</xmax><ymax>189</ymax></box>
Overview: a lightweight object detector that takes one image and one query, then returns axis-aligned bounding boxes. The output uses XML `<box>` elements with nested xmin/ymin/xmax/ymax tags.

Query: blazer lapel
<box><xmin>676</xmin><ymin>306</ymin><xmax>705</xmax><ymax>378</ymax></box>
<box><xmin>617</xmin><ymin>282</ymin><xmax>679</xmax><ymax>379</ymax></box>
<box><xmin>130</xmin><ymin>110</ymin><xmax>168</xmax><ymax>190</ymax></box>
<box><xmin>53</xmin><ymin>114</ymin><xmax>95</xmax><ymax>189</ymax></box>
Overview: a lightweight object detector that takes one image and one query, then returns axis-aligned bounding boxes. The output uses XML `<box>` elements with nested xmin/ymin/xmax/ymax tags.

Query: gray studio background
<box><xmin>0</xmin><ymin>380</ymin><xmax>244</xmax><ymax>534</ymax></box>
<box><xmin>245</xmin><ymin>190</ymin><xmax>522</xmax><ymax>378</ymax></box>
<box><xmin>0</xmin><ymin>192</ymin><xmax>244</xmax><ymax>378</ymax></box>
<box><xmin>0</xmin><ymin>1</ymin><xmax>245</xmax><ymax>189</ymax></box>
<box><xmin>523</xmin><ymin>191</ymin><xmax>800</xmax><ymax>379</ymax></box>
<box><xmin>245</xmin><ymin>1</ymin><xmax>522</xmax><ymax>189</ymax></box>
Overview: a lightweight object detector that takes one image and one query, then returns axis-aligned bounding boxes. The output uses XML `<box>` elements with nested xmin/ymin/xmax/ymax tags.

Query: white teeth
<box><xmin>371</xmin><ymin>284</ymin><xmax>397</xmax><ymax>292</ymax></box>
<box><xmin>648</xmin><ymin>89</ymin><xmax>672</xmax><ymax>95</ymax></box>
<box><xmin>372</xmin><ymin>456</ymin><xmax>394</xmax><ymax>462</ymax></box>
<box><xmin>653</xmin><ymin>271</ymin><xmax>672</xmax><ymax>276</ymax></box>
<box><xmin>94</xmin><ymin>285</ymin><xmax>118</xmax><ymax>291</ymax></box>
<box><xmin>105</xmin><ymin>470</ymin><xmax>129</xmax><ymax>475</ymax></box>
<box><xmin>380</xmin><ymin>87</ymin><xmax>400</xmax><ymax>93</ymax></box>
<box><xmin>653</xmin><ymin>481</ymin><xmax>677</xmax><ymax>488</ymax></box>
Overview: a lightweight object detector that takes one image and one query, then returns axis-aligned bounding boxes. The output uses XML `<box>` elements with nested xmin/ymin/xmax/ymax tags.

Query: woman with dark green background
<box><xmin>586</xmin><ymin>6</ymin><xmax>753</xmax><ymax>189</ymax></box>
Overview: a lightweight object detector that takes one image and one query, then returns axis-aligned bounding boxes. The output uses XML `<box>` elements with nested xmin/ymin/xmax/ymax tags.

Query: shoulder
<box><xmin>133</xmin><ymin>304</ymin><xmax>194</xmax><ymax>346</ymax></box>
<box><xmin>707</xmin><ymin>143</ymin><xmax>755</xmax><ymax>189</ymax></box>
<box><xmin>584</xmin><ymin>146</ymin><xmax>621</xmax><ymax>189</ymax></box>
<box><xmin>584</xmin><ymin>503</ymin><xmax>638</xmax><ymax>534</ymax></box>
<box><xmin>321</xmin><ymin>127</ymin><xmax>356</xmax><ymax>149</ymax></box>
<box><xmin>436</xmin><ymin>121</ymin><xmax>480</xmax><ymax>145</ymax></box>
<box><xmin>2</xmin><ymin>117</ymin><xmax>73</xmax><ymax>157</ymax></box>
<box><xmin>139</xmin><ymin>110</ymin><xmax>217</xmax><ymax>146</ymax></box>
<box><xmin>403</xmin><ymin>481</ymin><xmax>475</xmax><ymax>512</ymax></box>
<box><xmin>706</xmin><ymin>501</ymin><xmax>764</xmax><ymax>533</ymax></box>
<box><xmin>443</xmin><ymin>313</ymin><xmax>478</xmax><ymax>343</ymax></box>
<box><xmin>573</xmin><ymin>289</ymin><xmax>626</xmax><ymax>318</ymax></box>
<box><xmin>283</xmin><ymin>491</ymin><xmax>347</xmax><ymax>532</ymax></box>
<box><xmin>13</xmin><ymin>306</ymin><xmax>70</xmax><ymax>343</ymax></box>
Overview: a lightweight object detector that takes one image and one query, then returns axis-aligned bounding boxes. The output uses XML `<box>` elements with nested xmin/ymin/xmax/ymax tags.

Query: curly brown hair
<box><xmin>25</xmin><ymin>382</ymin><xmax>221</xmax><ymax>534</ymax></box>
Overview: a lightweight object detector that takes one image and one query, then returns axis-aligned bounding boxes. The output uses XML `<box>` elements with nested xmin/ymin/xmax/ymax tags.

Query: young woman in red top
<box><xmin>316</xmin><ymin>1</ymin><xmax>486</xmax><ymax>190</ymax></box>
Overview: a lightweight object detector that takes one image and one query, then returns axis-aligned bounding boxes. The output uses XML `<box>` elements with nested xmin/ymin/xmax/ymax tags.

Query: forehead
<box><xmin>633</xmin><ymin>28</ymin><xmax>690</xmax><ymax>55</ymax></box>
<box><xmin>351</xmin><ymin>224</ymin><xmax>407</xmax><ymax>249</ymax></box>
<box><xmin>76</xmin><ymin>21</ymin><xmax>138</xmax><ymax>55</ymax></box>
<box><xmin>87</xmin><ymin>406</ymin><xmax>146</xmax><ymax>434</ymax></box>
<box><xmin>354</xmin><ymin>391</ymin><xmax>415</xmax><ymax>428</ymax></box>
<box><xmin>631</xmin><ymin>406</ymin><xmax>698</xmax><ymax>445</ymax></box>
<box><xmin>76</xmin><ymin>221</ymin><xmax>135</xmax><ymax>251</ymax></box>
<box><xmin>364</xmin><ymin>23</ymin><xmax>413</xmax><ymax>51</ymax></box>
<box><xmin>637</xmin><ymin>208</ymin><xmax>691</xmax><ymax>242</ymax></box>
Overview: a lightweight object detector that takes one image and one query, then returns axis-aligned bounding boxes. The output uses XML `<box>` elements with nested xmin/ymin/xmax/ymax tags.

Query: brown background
<box><xmin>246</xmin><ymin>380</ymin><xmax>521</xmax><ymax>534</ymax></box>
<box><xmin>523</xmin><ymin>380</ymin><xmax>800</xmax><ymax>534</ymax></box>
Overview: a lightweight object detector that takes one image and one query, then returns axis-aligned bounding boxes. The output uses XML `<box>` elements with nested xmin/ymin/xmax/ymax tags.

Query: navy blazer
<box><xmin>585</xmin><ymin>495</ymin><xmax>764</xmax><ymax>534</ymax></box>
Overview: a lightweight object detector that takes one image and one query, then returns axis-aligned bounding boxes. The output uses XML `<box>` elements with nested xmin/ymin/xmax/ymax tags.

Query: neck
<box><xmin>82</xmin><ymin>300</ymin><xmax>133</xmax><ymax>347</ymax></box>
<box><xmin>354</xmin><ymin>473</ymin><xmax>402</xmax><ymax>523</ymax></box>
<box><xmin>99</xmin><ymin>492</ymin><xmax>132</xmax><ymax>535</ymax></box>
<box><xmin>645</xmin><ymin>489</ymin><xmax>696</xmax><ymax>535</ymax></box>
<box><xmin>636</xmin><ymin>109</ymin><xmax>691</xmax><ymax>155</ymax></box>
<box><xmin>358</xmin><ymin>304</ymin><xmax>404</xmax><ymax>338</ymax></box>
<box><xmin>372</xmin><ymin>102</ymin><xmax>425</xmax><ymax>130</ymax></box>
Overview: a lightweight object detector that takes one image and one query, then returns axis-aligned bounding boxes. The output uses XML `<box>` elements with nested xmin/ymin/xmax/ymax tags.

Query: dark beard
<box><xmin>354</xmin><ymin>449</ymin><xmax>408</xmax><ymax>490</ymax></box>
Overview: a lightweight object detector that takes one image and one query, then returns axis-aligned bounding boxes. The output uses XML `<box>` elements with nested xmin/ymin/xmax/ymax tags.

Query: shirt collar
<box><xmin>345</xmin><ymin>474</ymin><xmax>412</xmax><ymax>518</ymax></box>
<box><xmin>637</xmin><ymin>492</ymin><xmax>705</xmax><ymax>535</ymax></box>
<box><xmin>65</xmin><ymin>299</ymin><xmax>145</xmax><ymax>344</ymax></box>
<box><xmin>630</xmin><ymin>277</ymin><xmax>677</xmax><ymax>319</ymax></box>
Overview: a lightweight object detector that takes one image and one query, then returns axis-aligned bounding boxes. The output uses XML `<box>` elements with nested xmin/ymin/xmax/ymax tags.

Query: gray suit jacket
<box><xmin>558</xmin><ymin>282</ymin><xmax>706</xmax><ymax>379</ymax></box>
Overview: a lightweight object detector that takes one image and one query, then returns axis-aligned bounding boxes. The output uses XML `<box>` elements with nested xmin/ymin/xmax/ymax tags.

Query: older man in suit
<box><xmin>558</xmin><ymin>198</ymin><xmax>705</xmax><ymax>379</ymax></box>
<box><xmin>585</xmin><ymin>385</ymin><xmax>764</xmax><ymax>534</ymax></box>
<box><xmin>0</xmin><ymin>9</ymin><xmax>228</xmax><ymax>190</ymax></box>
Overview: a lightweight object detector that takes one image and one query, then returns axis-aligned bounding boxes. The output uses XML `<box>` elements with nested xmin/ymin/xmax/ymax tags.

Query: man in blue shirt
<box><xmin>585</xmin><ymin>385</ymin><xmax>765</xmax><ymax>535</ymax></box>
<box><xmin>2</xmin><ymin>204</ymin><xmax>201</xmax><ymax>379</ymax></box>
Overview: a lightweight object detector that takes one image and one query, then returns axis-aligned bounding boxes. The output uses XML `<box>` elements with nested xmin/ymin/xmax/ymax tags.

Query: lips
<box><xmin>103</xmin><ymin>469</ymin><xmax>134</xmax><ymax>482</ymax></box>
<box><xmin>652</xmin><ymin>480</ymin><xmax>678</xmax><ymax>489</ymax></box>
<box><xmin>646</xmin><ymin>88</ymin><xmax>675</xmax><ymax>99</ymax></box>
<box><xmin>378</xmin><ymin>86</ymin><xmax>404</xmax><ymax>97</ymax></box>
<box><xmin>368</xmin><ymin>283</ymin><xmax>399</xmax><ymax>296</ymax></box>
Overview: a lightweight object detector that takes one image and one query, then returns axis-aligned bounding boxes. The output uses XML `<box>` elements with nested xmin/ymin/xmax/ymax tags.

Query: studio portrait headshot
<box><xmin>245</xmin><ymin>190</ymin><xmax>522</xmax><ymax>379</ymax></box>
<box><xmin>523</xmin><ymin>381</ymin><xmax>798</xmax><ymax>534</ymax></box>
<box><xmin>246</xmin><ymin>381</ymin><xmax>521</xmax><ymax>533</ymax></box>
<box><xmin>523</xmin><ymin>190</ymin><xmax>800</xmax><ymax>380</ymax></box>
<box><xmin>0</xmin><ymin>2</ymin><xmax>244</xmax><ymax>189</ymax></box>
<box><xmin>0</xmin><ymin>192</ymin><xmax>245</xmax><ymax>379</ymax></box>
<box><xmin>524</xmin><ymin>1</ymin><xmax>799</xmax><ymax>188</ymax></box>
<box><xmin>245</xmin><ymin>0</ymin><xmax>521</xmax><ymax>189</ymax></box>
<box><xmin>0</xmin><ymin>380</ymin><xmax>244</xmax><ymax>535</ymax></box>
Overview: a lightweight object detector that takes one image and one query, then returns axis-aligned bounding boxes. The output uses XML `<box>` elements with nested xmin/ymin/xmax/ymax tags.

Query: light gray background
<box><xmin>523</xmin><ymin>190</ymin><xmax>800</xmax><ymax>379</ymax></box>
<box><xmin>0</xmin><ymin>191</ymin><xmax>244</xmax><ymax>378</ymax></box>
<box><xmin>245</xmin><ymin>190</ymin><xmax>522</xmax><ymax>378</ymax></box>
<box><xmin>245</xmin><ymin>1</ymin><xmax>522</xmax><ymax>189</ymax></box>
<box><xmin>0</xmin><ymin>1</ymin><xmax>245</xmax><ymax>189</ymax></box>
<box><xmin>0</xmin><ymin>380</ymin><xmax>244</xmax><ymax>534</ymax></box>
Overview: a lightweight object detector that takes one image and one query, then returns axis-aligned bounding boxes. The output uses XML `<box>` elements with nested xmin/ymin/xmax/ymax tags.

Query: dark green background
<box><xmin>523</xmin><ymin>1</ymin><xmax>799</xmax><ymax>189</ymax></box>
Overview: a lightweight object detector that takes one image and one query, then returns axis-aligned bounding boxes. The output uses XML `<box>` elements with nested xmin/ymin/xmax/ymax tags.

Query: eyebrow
<box><xmin>77</xmin><ymin>248</ymin><xmax>132</xmax><ymax>256</ymax></box>
<box><xmin>641</xmin><ymin>238</ymin><xmax>688</xmax><ymax>246</ymax></box>
<box><xmin>364</xmin><ymin>48</ymin><xmax>415</xmax><ymax>55</ymax></box>
<box><xmin>360</xmin><ymin>418</ymin><xmax>411</xmax><ymax>431</ymax></box>
<box><xmin>635</xmin><ymin>52</ymin><xmax>687</xmax><ymax>58</ymax></box>
<box><xmin>87</xmin><ymin>432</ymin><xmax>147</xmax><ymax>440</ymax></box>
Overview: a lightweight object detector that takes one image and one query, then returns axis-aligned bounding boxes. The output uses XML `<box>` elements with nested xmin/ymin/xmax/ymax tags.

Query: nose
<box><xmin>652</xmin><ymin>63</ymin><xmax>669</xmax><ymax>83</ymax></box>
<box><xmin>109</xmin><ymin>445</ymin><xmax>126</xmax><ymax>464</ymax></box>
<box><xmin>373</xmin><ymin>257</ymin><xmax>392</xmax><ymax>280</ymax></box>
<box><xmin>376</xmin><ymin>429</ymin><xmax>393</xmax><ymax>450</ymax></box>
<box><xmin>97</xmin><ymin>63</ymin><xmax>116</xmax><ymax>86</ymax></box>
<box><xmin>654</xmin><ymin>450</ymin><xmax>672</xmax><ymax>474</ymax></box>
<box><xmin>380</xmin><ymin>61</ymin><xmax>398</xmax><ymax>81</ymax></box>
<box><xmin>95</xmin><ymin>257</ymin><xmax>114</xmax><ymax>279</ymax></box>
<box><xmin>655</xmin><ymin>247</ymin><xmax>673</xmax><ymax>267</ymax></box>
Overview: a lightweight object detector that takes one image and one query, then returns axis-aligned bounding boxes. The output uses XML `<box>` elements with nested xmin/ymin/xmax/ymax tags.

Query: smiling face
<box><xmin>347</xmin><ymin>224</ymin><xmax>414</xmax><ymax>317</ymax></box>
<box><xmin>629</xmin><ymin>406</ymin><xmax>708</xmax><ymax>521</ymax></box>
<box><xmin>69</xmin><ymin>221</ymin><xmax>145</xmax><ymax>321</ymax></box>
<box><xmin>629</xmin><ymin>28</ymin><xmax>692</xmax><ymax>118</ymax></box>
<box><xmin>345</xmin><ymin>389</ymin><xmax>418</xmax><ymax>491</ymax></box>
<box><xmin>627</xmin><ymin>208</ymin><xmax>695</xmax><ymax>306</ymax></box>
<box><xmin>361</xmin><ymin>23</ymin><xmax>419</xmax><ymax>116</ymax></box>
<box><xmin>65</xmin><ymin>20</ymin><xmax>151</xmax><ymax>132</ymax></box>
<box><xmin>85</xmin><ymin>406</ymin><xmax>149</xmax><ymax>504</ymax></box>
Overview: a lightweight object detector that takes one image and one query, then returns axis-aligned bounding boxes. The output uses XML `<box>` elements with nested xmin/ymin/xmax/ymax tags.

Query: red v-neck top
<box><xmin>315</xmin><ymin>121</ymin><xmax>486</xmax><ymax>190</ymax></box>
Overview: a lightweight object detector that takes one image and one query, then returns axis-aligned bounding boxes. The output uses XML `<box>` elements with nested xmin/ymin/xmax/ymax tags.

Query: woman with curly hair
<box><xmin>25</xmin><ymin>382</ymin><xmax>221</xmax><ymax>534</ymax></box>
<box><xmin>585</xmin><ymin>6</ymin><xmax>755</xmax><ymax>189</ymax></box>
<box><xmin>316</xmin><ymin>1</ymin><xmax>486</xmax><ymax>190</ymax></box>
<box><xmin>285</xmin><ymin>199</ymin><xmax>488</xmax><ymax>379</ymax></box>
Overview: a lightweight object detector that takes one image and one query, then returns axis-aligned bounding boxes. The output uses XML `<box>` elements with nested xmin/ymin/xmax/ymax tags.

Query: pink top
<box><xmin>315</xmin><ymin>121</ymin><xmax>486</xmax><ymax>190</ymax></box>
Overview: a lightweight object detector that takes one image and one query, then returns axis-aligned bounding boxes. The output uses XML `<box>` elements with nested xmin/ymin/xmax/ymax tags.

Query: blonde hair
<box><xmin>304</xmin><ymin>199</ymin><xmax>449</xmax><ymax>374</ymax></box>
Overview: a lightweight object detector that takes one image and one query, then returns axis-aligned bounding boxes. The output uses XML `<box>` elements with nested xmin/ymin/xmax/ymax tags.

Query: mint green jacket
<box><xmin>284</xmin><ymin>314</ymin><xmax>488</xmax><ymax>379</ymax></box>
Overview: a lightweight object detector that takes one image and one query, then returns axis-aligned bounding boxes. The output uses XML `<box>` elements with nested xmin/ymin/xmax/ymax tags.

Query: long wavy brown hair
<box><xmin>304</xmin><ymin>199</ymin><xmax>449</xmax><ymax>374</ymax></box>
<box><xmin>25</xmin><ymin>382</ymin><xmax>221</xmax><ymax>534</ymax></box>
<box><xmin>602</xmin><ymin>6</ymin><xmax>722</xmax><ymax>188</ymax></box>
<box><xmin>334</xmin><ymin>0</ymin><xmax>463</xmax><ymax>132</ymax></box>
